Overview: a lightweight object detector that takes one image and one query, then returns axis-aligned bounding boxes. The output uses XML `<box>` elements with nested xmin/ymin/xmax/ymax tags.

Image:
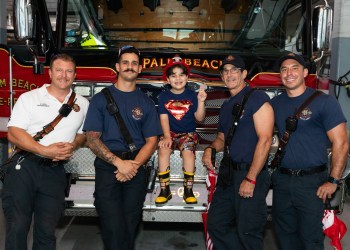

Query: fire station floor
<box><xmin>0</xmin><ymin>189</ymin><xmax>349</xmax><ymax>250</ymax></box>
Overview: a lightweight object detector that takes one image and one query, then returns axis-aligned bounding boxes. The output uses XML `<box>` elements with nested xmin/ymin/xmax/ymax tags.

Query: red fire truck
<box><xmin>1</xmin><ymin>0</ymin><xmax>343</xmax><ymax>222</ymax></box>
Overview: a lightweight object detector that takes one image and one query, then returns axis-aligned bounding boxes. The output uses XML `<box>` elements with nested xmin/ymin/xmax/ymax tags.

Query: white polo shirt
<box><xmin>7</xmin><ymin>84</ymin><xmax>89</xmax><ymax>146</ymax></box>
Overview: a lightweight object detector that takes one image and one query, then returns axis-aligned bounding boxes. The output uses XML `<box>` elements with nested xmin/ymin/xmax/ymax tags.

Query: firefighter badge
<box><xmin>73</xmin><ymin>104</ymin><xmax>80</xmax><ymax>112</ymax></box>
<box><xmin>299</xmin><ymin>107</ymin><xmax>312</xmax><ymax>120</ymax></box>
<box><xmin>132</xmin><ymin>107</ymin><xmax>143</xmax><ymax>120</ymax></box>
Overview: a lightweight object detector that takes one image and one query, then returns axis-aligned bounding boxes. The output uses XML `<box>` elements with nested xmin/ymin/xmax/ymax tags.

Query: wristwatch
<box><xmin>328</xmin><ymin>176</ymin><xmax>340</xmax><ymax>185</ymax></box>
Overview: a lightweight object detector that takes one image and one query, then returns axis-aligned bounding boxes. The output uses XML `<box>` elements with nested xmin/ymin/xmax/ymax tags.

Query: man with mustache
<box><xmin>2</xmin><ymin>53</ymin><xmax>89</xmax><ymax>249</ymax></box>
<box><xmin>155</xmin><ymin>55</ymin><xmax>207</xmax><ymax>205</ymax></box>
<box><xmin>83</xmin><ymin>45</ymin><xmax>162</xmax><ymax>250</ymax></box>
<box><xmin>202</xmin><ymin>54</ymin><xmax>274</xmax><ymax>249</ymax></box>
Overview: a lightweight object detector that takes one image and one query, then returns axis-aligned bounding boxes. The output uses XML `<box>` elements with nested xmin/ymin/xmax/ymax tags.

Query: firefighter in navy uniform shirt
<box><xmin>271</xmin><ymin>53</ymin><xmax>349</xmax><ymax>250</ymax></box>
<box><xmin>3</xmin><ymin>53</ymin><xmax>89</xmax><ymax>250</ymax></box>
<box><xmin>202</xmin><ymin>54</ymin><xmax>274</xmax><ymax>249</ymax></box>
<box><xmin>83</xmin><ymin>45</ymin><xmax>162</xmax><ymax>250</ymax></box>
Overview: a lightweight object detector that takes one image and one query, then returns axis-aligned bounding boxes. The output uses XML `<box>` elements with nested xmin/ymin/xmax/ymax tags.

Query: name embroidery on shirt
<box><xmin>37</xmin><ymin>103</ymin><xmax>49</xmax><ymax>107</ymax></box>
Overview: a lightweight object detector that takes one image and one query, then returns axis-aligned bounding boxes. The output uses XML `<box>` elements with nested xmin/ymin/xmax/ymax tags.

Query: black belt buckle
<box><xmin>290</xmin><ymin>169</ymin><xmax>303</xmax><ymax>176</ymax></box>
<box><xmin>121</xmin><ymin>152</ymin><xmax>132</xmax><ymax>160</ymax></box>
<box><xmin>112</xmin><ymin>150</ymin><xmax>138</xmax><ymax>160</ymax></box>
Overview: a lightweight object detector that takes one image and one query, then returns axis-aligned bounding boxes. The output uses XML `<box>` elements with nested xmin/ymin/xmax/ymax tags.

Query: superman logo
<box><xmin>164</xmin><ymin>100</ymin><xmax>192</xmax><ymax>120</ymax></box>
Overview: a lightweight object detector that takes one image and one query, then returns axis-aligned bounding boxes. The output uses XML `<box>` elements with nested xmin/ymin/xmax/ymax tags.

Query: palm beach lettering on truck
<box><xmin>0</xmin><ymin>78</ymin><xmax>40</xmax><ymax>91</ymax></box>
<box><xmin>12</xmin><ymin>79</ymin><xmax>40</xmax><ymax>91</ymax></box>
<box><xmin>0</xmin><ymin>79</ymin><xmax>5</xmax><ymax>88</ymax></box>
<box><xmin>143</xmin><ymin>57</ymin><xmax>222</xmax><ymax>70</ymax></box>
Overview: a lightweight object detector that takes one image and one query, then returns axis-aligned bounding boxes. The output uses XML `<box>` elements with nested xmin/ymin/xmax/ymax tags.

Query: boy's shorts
<box><xmin>170</xmin><ymin>131</ymin><xmax>199</xmax><ymax>154</ymax></box>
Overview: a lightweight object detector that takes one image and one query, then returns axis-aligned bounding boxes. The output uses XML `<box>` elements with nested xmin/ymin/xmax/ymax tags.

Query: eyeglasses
<box><xmin>222</xmin><ymin>67</ymin><xmax>241</xmax><ymax>75</ymax></box>
<box><xmin>118</xmin><ymin>45</ymin><xmax>140</xmax><ymax>57</ymax></box>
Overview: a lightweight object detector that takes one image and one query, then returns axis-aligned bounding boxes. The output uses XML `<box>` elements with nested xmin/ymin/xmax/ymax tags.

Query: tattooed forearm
<box><xmin>86</xmin><ymin>131</ymin><xmax>117</xmax><ymax>165</ymax></box>
<box><xmin>72</xmin><ymin>134</ymin><xmax>86</xmax><ymax>150</ymax></box>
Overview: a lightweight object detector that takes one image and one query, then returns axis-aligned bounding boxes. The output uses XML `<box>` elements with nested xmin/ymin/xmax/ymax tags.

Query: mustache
<box><xmin>123</xmin><ymin>69</ymin><xmax>137</xmax><ymax>73</ymax></box>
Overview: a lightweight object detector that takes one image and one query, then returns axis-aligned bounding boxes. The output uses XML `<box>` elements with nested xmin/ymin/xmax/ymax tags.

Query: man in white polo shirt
<box><xmin>2</xmin><ymin>54</ymin><xmax>89</xmax><ymax>250</ymax></box>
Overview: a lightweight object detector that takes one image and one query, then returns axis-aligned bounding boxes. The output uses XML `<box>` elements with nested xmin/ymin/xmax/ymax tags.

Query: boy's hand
<box><xmin>197</xmin><ymin>84</ymin><xmax>207</xmax><ymax>102</ymax></box>
<box><xmin>158</xmin><ymin>137</ymin><xmax>173</xmax><ymax>148</ymax></box>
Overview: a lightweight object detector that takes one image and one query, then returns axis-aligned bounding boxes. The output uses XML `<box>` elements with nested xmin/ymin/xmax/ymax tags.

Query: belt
<box><xmin>231</xmin><ymin>163</ymin><xmax>251</xmax><ymax>171</ymax></box>
<box><xmin>221</xmin><ymin>155</ymin><xmax>267</xmax><ymax>171</ymax></box>
<box><xmin>231</xmin><ymin>163</ymin><xmax>267</xmax><ymax>171</ymax></box>
<box><xmin>17</xmin><ymin>151</ymin><xmax>67</xmax><ymax>166</ymax></box>
<box><xmin>279</xmin><ymin>165</ymin><xmax>327</xmax><ymax>176</ymax></box>
<box><xmin>221</xmin><ymin>156</ymin><xmax>251</xmax><ymax>171</ymax></box>
<box><xmin>111</xmin><ymin>149</ymin><xmax>140</xmax><ymax>160</ymax></box>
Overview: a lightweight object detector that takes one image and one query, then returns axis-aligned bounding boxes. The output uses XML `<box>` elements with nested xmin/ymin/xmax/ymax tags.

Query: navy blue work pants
<box><xmin>207</xmin><ymin>169</ymin><xmax>270</xmax><ymax>250</ymax></box>
<box><xmin>272</xmin><ymin>169</ymin><xmax>328</xmax><ymax>250</ymax></box>
<box><xmin>94</xmin><ymin>159</ymin><xmax>147</xmax><ymax>250</ymax></box>
<box><xmin>2</xmin><ymin>154</ymin><xmax>67</xmax><ymax>250</ymax></box>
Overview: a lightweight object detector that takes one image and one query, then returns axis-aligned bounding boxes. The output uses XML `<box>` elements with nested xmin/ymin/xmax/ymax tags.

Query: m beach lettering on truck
<box><xmin>1</xmin><ymin>0</ymin><xmax>343</xmax><ymax>224</ymax></box>
<box><xmin>10</xmin><ymin>79</ymin><xmax>39</xmax><ymax>90</ymax></box>
<box><xmin>0</xmin><ymin>78</ymin><xmax>39</xmax><ymax>91</ymax></box>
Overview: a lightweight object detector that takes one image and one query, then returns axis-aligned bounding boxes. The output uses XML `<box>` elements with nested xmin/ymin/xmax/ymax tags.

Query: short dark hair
<box><xmin>165</xmin><ymin>64</ymin><xmax>189</xmax><ymax>78</ymax></box>
<box><xmin>50</xmin><ymin>54</ymin><xmax>76</xmax><ymax>71</ymax></box>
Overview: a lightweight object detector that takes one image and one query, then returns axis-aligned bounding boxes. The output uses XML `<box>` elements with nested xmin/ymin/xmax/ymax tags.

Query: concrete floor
<box><xmin>1</xmin><ymin>185</ymin><xmax>349</xmax><ymax>250</ymax></box>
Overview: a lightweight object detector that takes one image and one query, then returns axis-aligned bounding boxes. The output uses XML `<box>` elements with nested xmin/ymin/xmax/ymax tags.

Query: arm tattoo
<box><xmin>86</xmin><ymin>131</ymin><xmax>117</xmax><ymax>164</ymax></box>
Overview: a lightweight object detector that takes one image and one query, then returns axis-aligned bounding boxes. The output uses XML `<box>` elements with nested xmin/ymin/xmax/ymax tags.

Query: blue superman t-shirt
<box><xmin>158</xmin><ymin>88</ymin><xmax>198</xmax><ymax>133</ymax></box>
